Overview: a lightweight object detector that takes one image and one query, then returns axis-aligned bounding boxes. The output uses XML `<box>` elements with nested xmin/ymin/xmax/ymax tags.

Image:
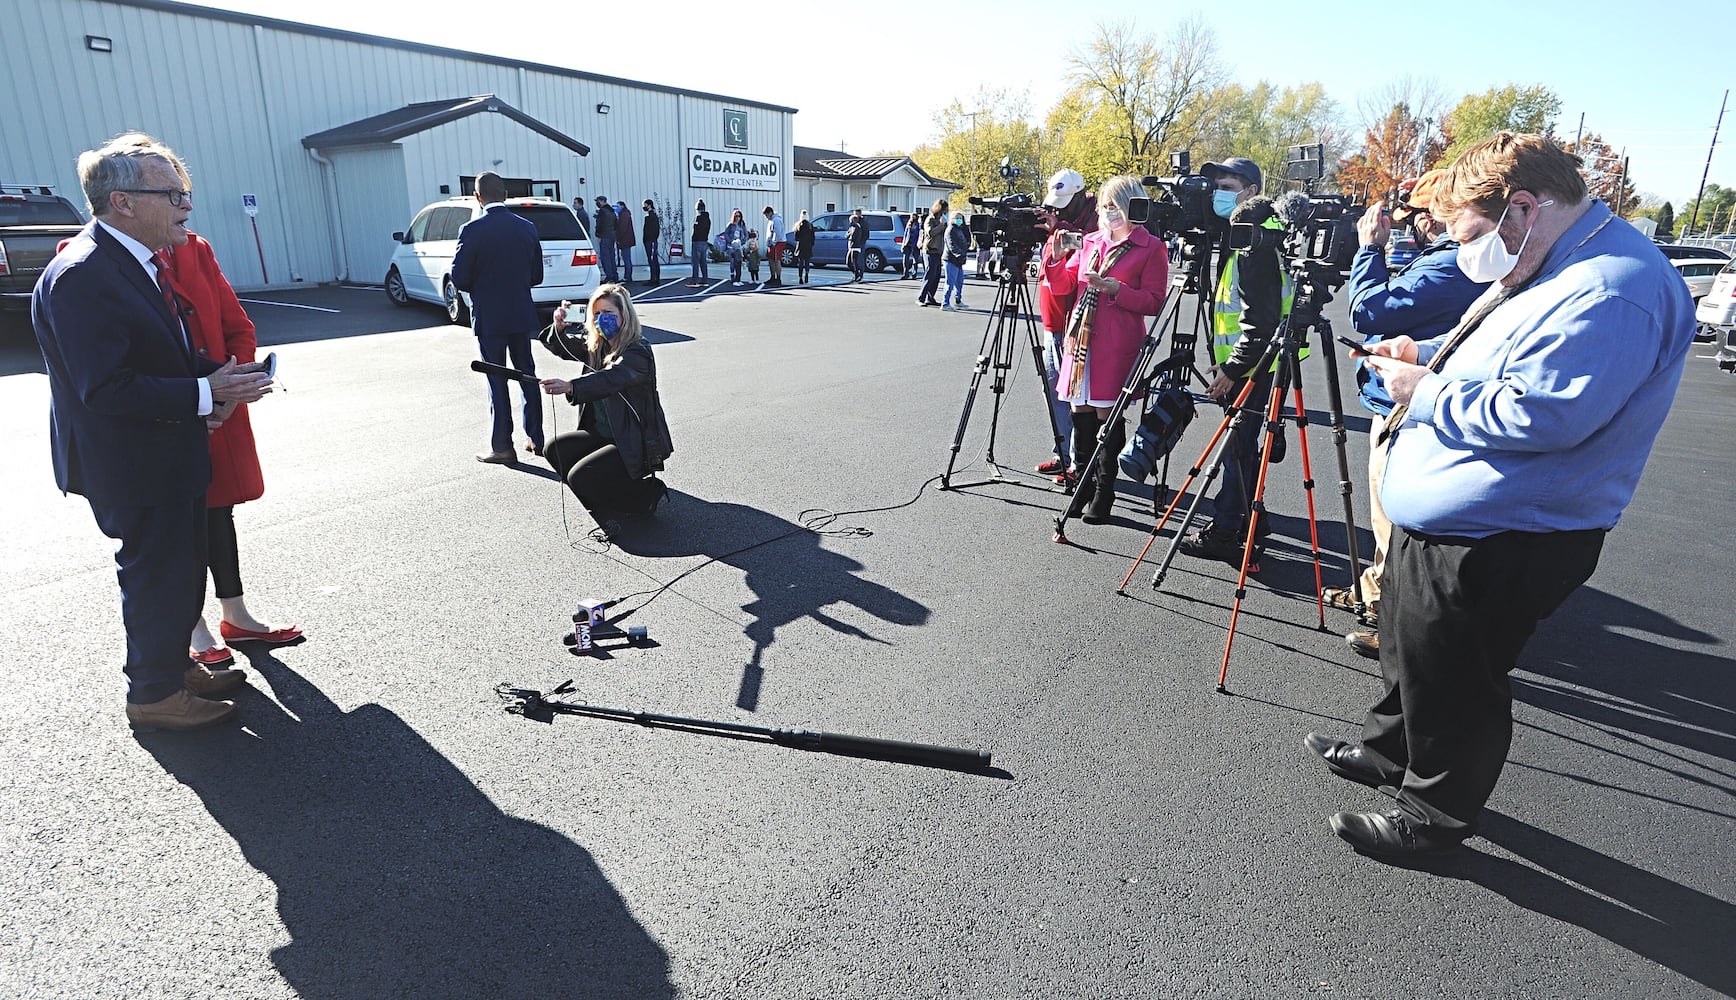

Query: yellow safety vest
<box><xmin>1212</xmin><ymin>218</ymin><xmax>1301</xmax><ymax>373</ymax></box>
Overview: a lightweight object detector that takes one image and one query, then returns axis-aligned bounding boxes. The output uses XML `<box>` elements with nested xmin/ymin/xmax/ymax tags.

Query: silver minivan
<box><xmin>384</xmin><ymin>197</ymin><xmax>598</xmax><ymax>325</ymax></box>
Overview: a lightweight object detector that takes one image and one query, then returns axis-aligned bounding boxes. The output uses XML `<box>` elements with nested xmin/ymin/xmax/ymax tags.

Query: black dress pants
<box><xmin>207</xmin><ymin>504</ymin><xmax>244</xmax><ymax>599</ymax></box>
<box><xmin>89</xmin><ymin>495</ymin><xmax>208</xmax><ymax>703</ymax></box>
<box><xmin>1362</xmin><ymin>526</ymin><xmax>1604</xmax><ymax>833</ymax></box>
<box><xmin>545</xmin><ymin>430</ymin><xmax>659</xmax><ymax>513</ymax></box>
<box><xmin>919</xmin><ymin>252</ymin><xmax>943</xmax><ymax>301</ymax></box>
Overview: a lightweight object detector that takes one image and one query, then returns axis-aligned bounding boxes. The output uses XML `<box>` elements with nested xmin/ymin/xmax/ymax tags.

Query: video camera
<box><xmin>1136</xmin><ymin>151</ymin><xmax>1215</xmax><ymax>239</ymax></box>
<box><xmin>968</xmin><ymin>158</ymin><xmax>1045</xmax><ymax>264</ymax></box>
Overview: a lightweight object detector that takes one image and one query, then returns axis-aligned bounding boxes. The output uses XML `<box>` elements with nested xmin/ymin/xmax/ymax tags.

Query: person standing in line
<box><xmin>845</xmin><ymin>208</ymin><xmax>869</xmax><ymax>283</ymax></box>
<box><xmin>942</xmin><ymin>210</ymin><xmax>970</xmax><ymax>310</ymax></box>
<box><xmin>572</xmin><ymin>197</ymin><xmax>592</xmax><ymax>241</ymax></box>
<box><xmin>793</xmin><ymin>210</ymin><xmax>815</xmax><ymax>284</ymax></box>
<box><xmin>591</xmin><ymin>195</ymin><xmax>619</xmax><ymax>284</ymax></box>
<box><xmin>455</xmin><ymin>170</ymin><xmax>546</xmax><ymax>465</ymax></box>
<box><xmin>33</xmin><ymin>135</ymin><xmax>274</xmax><ymax>731</ymax></box>
<box><xmin>762</xmin><ymin>205</ymin><xmax>786</xmax><ymax>287</ymax></box>
<box><xmin>916</xmin><ymin>199</ymin><xmax>948</xmax><ymax>305</ymax></box>
<box><xmin>717</xmin><ymin>209</ymin><xmax>751</xmax><ymax>286</ymax></box>
<box><xmin>641</xmin><ymin>199</ymin><xmax>662</xmax><ymax>288</ymax></box>
<box><xmin>615</xmin><ymin>200</ymin><xmax>637</xmax><ymax>284</ymax></box>
<box><xmin>902</xmin><ymin>211</ymin><xmax>923</xmax><ymax>279</ymax></box>
<box><xmin>688</xmin><ymin>199</ymin><xmax>711</xmax><ymax>285</ymax></box>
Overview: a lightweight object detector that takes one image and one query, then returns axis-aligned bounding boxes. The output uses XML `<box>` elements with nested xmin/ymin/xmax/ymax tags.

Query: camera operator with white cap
<box><xmin>1034</xmin><ymin>169</ymin><xmax>1097</xmax><ymax>484</ymax></box>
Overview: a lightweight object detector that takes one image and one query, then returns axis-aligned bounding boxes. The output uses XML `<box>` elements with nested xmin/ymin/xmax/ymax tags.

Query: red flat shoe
<box><xmin>191</xmin><ymin>645</ymin><xmax>235</xmax><ymax>668</ymax></box>
<box><xmin>219</xmin><ymin>621</ymin><xmax>304</xmax><ymax>645</ymax></box>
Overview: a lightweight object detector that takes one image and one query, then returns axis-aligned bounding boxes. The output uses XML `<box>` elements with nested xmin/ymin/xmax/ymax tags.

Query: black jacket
<box><xmin>643</xmin><ymin>210</ymin><xmax>660</xmax><ymax>245</ymax></box>
<box><xmin>691</xmin><ymin>210</ymin><xmax>711</xmax><ymax>243</ymax></box>
<box><xmin>538</xmin><ymin>325</ymin><xmax>674</xmax><ymax>478</ymax></box>
<box><xmin>846</xmin><ymin>216</ymin><xmax>869</xmax><ymax>248</ymax></box>
<box><xmin>794</xmin><ymin>220</ymin><xmax>815</xmax><ymax>256</ymax></box>
<box><xmin>590</xmin><ymin>205</ymin><xmax>617</xmax><ymax>241</ymax></box>
<box><xmin>1218</xmin><ymin>197</ymin><xmax>1284</xmax><ymax>381</ymax></box>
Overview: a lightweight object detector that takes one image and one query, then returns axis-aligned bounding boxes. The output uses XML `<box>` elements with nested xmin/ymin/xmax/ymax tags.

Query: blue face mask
<box><xmin>595</xmin><ymin>311</ymin><xmax>620</xmax><ymax>337</ymax></box>
<box><xmin>1213</xmin><ymin>189</ymin><xmax>1239</xmax><ymax>219</ymax></box>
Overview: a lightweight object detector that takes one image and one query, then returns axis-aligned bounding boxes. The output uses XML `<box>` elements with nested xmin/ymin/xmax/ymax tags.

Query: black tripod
<box><xmin>1052</xmin><ymin>232</ymin><xmax>1216</xmax><ymax>542</ymax></box>
<box><xmin>941</xmin><ymin>248</ymin><xmax>1064</xmax><ymax>490</ymax></box>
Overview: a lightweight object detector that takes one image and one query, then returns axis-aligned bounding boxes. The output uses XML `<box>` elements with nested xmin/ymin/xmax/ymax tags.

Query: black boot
<box><xmin>1083</xmin><ymin>418</ymin><xmax>1124</xmax><ymax>524</ymax></box>
<box><xmin>1069</xmin><ymin>409</ymin><xmax>1102</xmax><ymax>511</ymax></box>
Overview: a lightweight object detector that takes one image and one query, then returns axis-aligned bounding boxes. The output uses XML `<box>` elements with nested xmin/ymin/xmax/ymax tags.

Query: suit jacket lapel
<box><xmin>91</xmin><ymin>224</ymin><xmax>188</xmax><ymax>355</ymax></box>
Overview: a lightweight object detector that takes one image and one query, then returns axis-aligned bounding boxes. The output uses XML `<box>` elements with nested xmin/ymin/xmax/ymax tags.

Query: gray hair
<box><xmin>1098</xmin><ymin>175</ymin><xmax>1144</xmax><ymax>217</ymax></box>
<box><xmin>78</xmin><ymin>137</ymin><xmax>175</xmax><ymax>217</ymax></box>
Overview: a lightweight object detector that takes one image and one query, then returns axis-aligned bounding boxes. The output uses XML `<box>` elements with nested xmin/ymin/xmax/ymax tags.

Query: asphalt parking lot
<box><xmin>2</xmin><ymin>273</ymin><xmax>1733</xmax><ymax>999</ymax></box>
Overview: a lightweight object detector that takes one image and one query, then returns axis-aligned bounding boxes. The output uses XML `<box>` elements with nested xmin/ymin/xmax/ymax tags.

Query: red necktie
<box><xmin>152</xmin><ymin>250</ymin><xmax>191</xmax><ymax>353</ymax></box>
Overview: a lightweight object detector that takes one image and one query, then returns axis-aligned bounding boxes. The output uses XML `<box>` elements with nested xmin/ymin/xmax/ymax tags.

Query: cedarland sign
<box><xmin>687</xmin><ymin>148</ymin><xmax>781</xmax><ymax>192</ymax></box>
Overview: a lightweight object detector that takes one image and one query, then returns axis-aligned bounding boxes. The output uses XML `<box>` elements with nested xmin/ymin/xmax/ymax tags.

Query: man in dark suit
<box><xmin>33</xmin><ymin>136</ymin><xmax>273</xmax><ymax>731</ymax></box>
<box><xmin>452</xmin><ymin>171</ymin><xmax>544</xmax><ymax>464</ymax></box>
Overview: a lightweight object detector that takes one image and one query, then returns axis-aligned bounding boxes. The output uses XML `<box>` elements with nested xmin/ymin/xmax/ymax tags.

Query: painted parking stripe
<box><xmin>237</xmin><ymin>298</ymin><xmax>341</xmax><ymax>313</ymax></box>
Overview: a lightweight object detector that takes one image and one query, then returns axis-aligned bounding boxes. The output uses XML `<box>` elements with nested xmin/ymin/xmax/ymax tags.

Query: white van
<box><xmin>384</xmin><ymin>197</ymin><xmax>598</xmax><ymax>325</ymax></box>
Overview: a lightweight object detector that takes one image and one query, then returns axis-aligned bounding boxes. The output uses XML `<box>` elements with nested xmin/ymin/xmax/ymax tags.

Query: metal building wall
<box><xmin>0</xmin><ymin>0</ymin><xmax>795</xmax><ymax>290</ymax></box>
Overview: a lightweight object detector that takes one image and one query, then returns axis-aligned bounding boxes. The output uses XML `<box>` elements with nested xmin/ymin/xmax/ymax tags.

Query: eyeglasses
<box><xmin>123</xmin><ymin>188</ymin><xmax>193</xmax><ymax>207</ymax></box>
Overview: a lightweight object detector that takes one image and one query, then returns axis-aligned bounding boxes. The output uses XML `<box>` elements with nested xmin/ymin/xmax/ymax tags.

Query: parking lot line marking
<box><xmin>237</xmin><ymin>298</ymin><xmax>342</xmax><ymax>313</ymax></box>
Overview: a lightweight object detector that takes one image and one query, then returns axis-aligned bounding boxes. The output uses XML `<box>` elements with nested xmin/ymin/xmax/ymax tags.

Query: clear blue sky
<box><xmin>202</xmin><ymin>0</ymin><xmax>1733</xmax><ymax>205</ymax></box>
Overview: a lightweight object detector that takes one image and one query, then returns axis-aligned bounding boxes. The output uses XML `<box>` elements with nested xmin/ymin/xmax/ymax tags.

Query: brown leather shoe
<box><xmin>476</xmin><ymin>449</ymin><xmax>517</xmax><ymax>465</ymax></box>
<box><xmin>1347</xmin><ymin>629</ymin><xmax>1380</xmax><ymax>659</ymax></box>
<box><xmin>184</xmin><ymin>662</ymin><xmax>248</xmax><ymax>697</ymax></box>
<box><xmin>126</xmin><ymin>689</ymin><xmax>238</xmax><ymax>732</ymax></box>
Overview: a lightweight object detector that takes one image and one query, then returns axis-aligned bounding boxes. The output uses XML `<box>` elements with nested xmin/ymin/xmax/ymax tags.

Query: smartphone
<box><xmin>1336</xmin><ymin>335</ymin><xmax>1367</xmax><ymax>355</ymax></box>
<box><xmin>263</xmin><ymin>351</ymin><xmax>278</xmax><ymax>379</ymax></box>
<box><xmin>1060</xmin><ymin>231</ymin><xmax>1083</xmax><ymax>253</ymax></box>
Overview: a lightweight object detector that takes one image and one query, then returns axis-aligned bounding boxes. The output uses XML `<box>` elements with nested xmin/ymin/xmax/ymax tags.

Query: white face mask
<box><xmin>1457</xmin><ymin>199</ymin><xmax>1553</xmax><ymax>283</ymax></box>
<box><xmin>1101</xmin><ymin>206</ymin><xmax>1126</xmax><ymax>229</ymax></box>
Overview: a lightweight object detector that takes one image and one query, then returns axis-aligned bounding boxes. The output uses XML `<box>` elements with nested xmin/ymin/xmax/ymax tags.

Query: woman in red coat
<box><xmin>1042</xmin><ymin>174</ymin><xmax>1169</xmax><ymax>524</ymax></box>
<box><xmin>166</xmin><ymin>231</ymin><xmax>303</xmax><ymax>664</ymax></box>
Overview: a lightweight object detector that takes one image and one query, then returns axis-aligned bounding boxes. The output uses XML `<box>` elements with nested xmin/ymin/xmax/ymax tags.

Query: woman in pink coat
<box><xmin>1042</xmin><ymin>174</ymin><xmax>1169</xmax><ymax>523</ymax></box>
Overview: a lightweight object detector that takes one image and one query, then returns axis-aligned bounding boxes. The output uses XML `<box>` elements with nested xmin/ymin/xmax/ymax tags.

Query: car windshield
<box><xmin>508</xmin><ymin>205</ymin><xmax>585</xmax><ymax>241</ymax></box>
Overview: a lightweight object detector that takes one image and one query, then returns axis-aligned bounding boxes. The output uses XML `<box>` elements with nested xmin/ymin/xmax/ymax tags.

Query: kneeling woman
<box><xmin>539</xmin><ymin>284</ymin><xmax>674</xmax><ymax>515</ymax></box>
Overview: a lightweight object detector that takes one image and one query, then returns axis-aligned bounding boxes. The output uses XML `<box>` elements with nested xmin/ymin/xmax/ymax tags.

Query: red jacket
<box><xmin>165</xmin><ymin>234</ymin><xmax>265</xmax><ymax>507</ymax></box>
<box><xmin>1038</xmin><ymin>193</ymin><xmax>1099</xmax><ymax>331</ymax></box>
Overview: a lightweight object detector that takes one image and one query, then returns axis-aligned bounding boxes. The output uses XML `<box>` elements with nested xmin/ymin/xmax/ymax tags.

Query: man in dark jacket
<box><xmin>591</xmin><ymin>195</ymin><xmax>619</xmax><ymax>284</ymax></box>
<box><xmin>614</xmin><ymin>201</ymin><xmax>636</xmax><ymax>283</ymax></box>
<box><xmin>572</xmin><ymin>198</ymin><xmax>592</xmax><ymax>241</ymax></box>
<box><xmin>1326</xmin><ymin>169</ymin><xmax>1489</xmax><ymax>658</ymax></box>
<box><xmin>916</xmin><ymin>201</ymin><xmax>948</xmax><ymax>305</ymax></box>
<box><xmin>454</xmin><ymin>170</ymin><xmax>546</xmax><ymax>464</ymax></box>
<box><xmin>845</xmin><ymin>208</ymin><xmax>870</xmax><ymax>283</ymax></box>
<box><xmin>641</xmin><ymin>200</ymin><xmax>661</xmax><ymax>287</ymax></box>
<box><xmin>688</xmin><ymin>200</ymin><xmax>711</xmax><ymax>285</ymax></box>
<box><xmin>1179</xmin><ymin>157</ymin><xmax>1289</xmax><ymax>562</ymax></box>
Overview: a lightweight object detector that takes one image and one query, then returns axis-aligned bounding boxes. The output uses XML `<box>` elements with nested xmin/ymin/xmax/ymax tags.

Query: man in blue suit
<box><xmin>33</xmin><ymin>136</ymin><xmax>274</xmax><ymax>731</ymax></box>
<box><xmin>452</xmin><ymin>171</ymin><xmax>545</xmax><ymax>463</ymax></box>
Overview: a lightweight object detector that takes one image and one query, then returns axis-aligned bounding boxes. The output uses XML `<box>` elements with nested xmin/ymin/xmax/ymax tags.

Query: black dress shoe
<box><xmin>1329</xmin><ymin>807</ymin><xmax>1465</xmax><ymax>857</ymax></box>
<box><xmin>1303</xmin><ymin>732</ymin><xmax>1395</xmax><ymax>789</ymax></box>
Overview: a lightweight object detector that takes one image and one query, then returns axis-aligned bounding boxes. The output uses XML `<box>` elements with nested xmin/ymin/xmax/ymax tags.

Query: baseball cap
<box><xmin>1393</xmin><ymin>169</ymin><xmax>1446</xmax><ymax>222</ymax></box>
<box><xmin>1201</xmin><ymin>158</ymin><xmax>1263</xmax><ymax>191</ymax></box>
<box><xmin>1043</xmin><ymin>169</ymin><xmax>1085</xmax><ymax>209</ymax></box>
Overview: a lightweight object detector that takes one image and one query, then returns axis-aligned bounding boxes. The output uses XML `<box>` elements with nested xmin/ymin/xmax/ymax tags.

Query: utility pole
<box><xmin>964</xmin><ymin>110</ymin><xmax>983</xmax><ymax>201</ymax></box>
<box><xmin>1573</xmin><ymin>112</ymin><xmax>1584</xmax><ymax>150</ymax></box>
<box><xmin>1615</xmin><ymin>151</ymin><xmax>1629</xmax><ymax>217</ymax></box>
<box><xmin>1689</xmin><ymin>89</ymin><xmax>1727</xmax><ymax>233</ymax></box>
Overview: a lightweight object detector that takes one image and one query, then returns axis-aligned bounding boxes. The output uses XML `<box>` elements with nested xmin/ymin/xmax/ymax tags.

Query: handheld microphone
<box><xmin>470</xmin><ymin>360</ymin><xmax>541</xmax><ymax>385</ymax></box>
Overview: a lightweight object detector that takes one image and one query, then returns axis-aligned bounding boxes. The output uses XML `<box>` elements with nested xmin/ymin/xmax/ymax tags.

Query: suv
<box><xmin>782</xmin><ymin>211</ymin><xmax>905</xmax><ymax>272</ymax></box>
<box><xmin>0</xmin><ymin>186</ymin><xmax>86</xmax><ymax>311</ymax></box>
<box><xmin>385</xmin><ymin>197</ymin><xmax>598</xmax><ymax>325</ymax></box>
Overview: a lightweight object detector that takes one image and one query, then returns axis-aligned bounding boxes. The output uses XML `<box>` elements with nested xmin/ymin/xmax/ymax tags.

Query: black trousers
<box><xmin>89</xmin><ymin>495</ymin><xmax>208</xmax><ymax>703</ymax></box>
<box><xmin>207</xmin><ymin>504</ymin><xmax>243</xmax><ymax>599</ymax></box>
<box><xmin>919</xmin><ymin>252</ymin><xmax>943</xmax><ymax>300</ymax></box>
<box><xmin>849</xmin><ymin>247</ymin><xmax>866</xmax><ymax>280</ymax></box>
<box><xmin>645</xmin><ymin>238</ymin><xmax>660</xmax><ymax>285</ymax></box>
<box><xmin>545</xmin><ymin>430</ymin><xmax>660</xmax><ymax>513</ymax></box>
<box><xmin>1362</xmin><ymin>526</ymin><xmax>1604</xmax><ymax>833</ymax></box>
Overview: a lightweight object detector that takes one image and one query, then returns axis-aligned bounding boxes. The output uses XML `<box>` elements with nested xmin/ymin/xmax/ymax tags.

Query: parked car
<box><xmin>1695</xmin><ymin>257</ymin><xmax>1736</xmax><ymax>362</ymax></box>
<box><xmin>384</xmin><ymin>197</ymin><xmax>598</xmax><ymax>325</ymax></box>
<box><xmin>0</xmin><ymin>185</ymin><xmax>85</xmax><ymax>311</ymax></box>
<box><xmin>1656</xmin><ymin>242</ymin><xmax>1732</xmax><ymax>261</ymax></box>
<box><xmin>1674</xmin><ymin>256</ymin><xmax>1728</xmax><ymax>342</ymax></box>
<box><xmin>1387</xmin><ymin>230</ymin><xmax>1420</xmax><ymax>269</ymax></box>
<box><xmin>780</xmin><ymin>211</ymin><xmax>905</xmax><ymax>272</ymax></box>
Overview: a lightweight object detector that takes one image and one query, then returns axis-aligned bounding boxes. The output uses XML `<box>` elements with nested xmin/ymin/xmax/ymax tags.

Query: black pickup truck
<box><xmin>1</xmin><ymin>186</ymin><xmax>86</xmax><ymax>311</ymax></box>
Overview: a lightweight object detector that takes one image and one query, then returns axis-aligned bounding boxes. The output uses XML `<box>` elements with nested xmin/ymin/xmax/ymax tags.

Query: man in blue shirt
<box><xmin>1305</xmin><ymin>133</ymin><xmax>1693</xmax><ymax>857</ymax></box>
<box><xmin>1327</xmin><ymin>169</ymin><xmax>1488</xmax><ymax>659</ymax></box>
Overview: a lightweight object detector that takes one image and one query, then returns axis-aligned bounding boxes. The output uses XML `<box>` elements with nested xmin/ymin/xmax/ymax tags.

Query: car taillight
<box><xmin>573</xmin><ymin>250</ymin><xmax>596</xmax><ymax>266</ymax></box>
<box><xmin>0</xmin><ymin>242</ymin><xmax>10</xmax><ymax>276</ymax></box>
<box><xmin>894</xmin><ymin>235</ymin><xmax>903</xmax><ymax>245</ymax></box>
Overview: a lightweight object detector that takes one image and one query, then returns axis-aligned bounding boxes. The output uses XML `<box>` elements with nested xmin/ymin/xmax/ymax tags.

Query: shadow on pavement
<box><xmin>140</xmin><ymin>652</ymin><xmax>673</xmax><ymax>1000</ymax></box>
<box><xmin>1425</xmin><ymin>811</ymin><xmax>1736</xmax><ymax>997</ymax></box>
<box><xmin>598</xmin><ymin>491</ymin><xmax>931</xmax><ymax>712</ymax></box>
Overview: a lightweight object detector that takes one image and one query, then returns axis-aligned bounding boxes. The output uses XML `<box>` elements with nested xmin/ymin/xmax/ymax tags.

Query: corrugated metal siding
<box><xmin>329</xmin><ymin>145</ymin><xmax>407</xmax><ymax>284</ymax></box>
<box><xmin>0</xmin><ymin>0</ymin><xmax>795</xmax><ymax>289</ymax></box>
